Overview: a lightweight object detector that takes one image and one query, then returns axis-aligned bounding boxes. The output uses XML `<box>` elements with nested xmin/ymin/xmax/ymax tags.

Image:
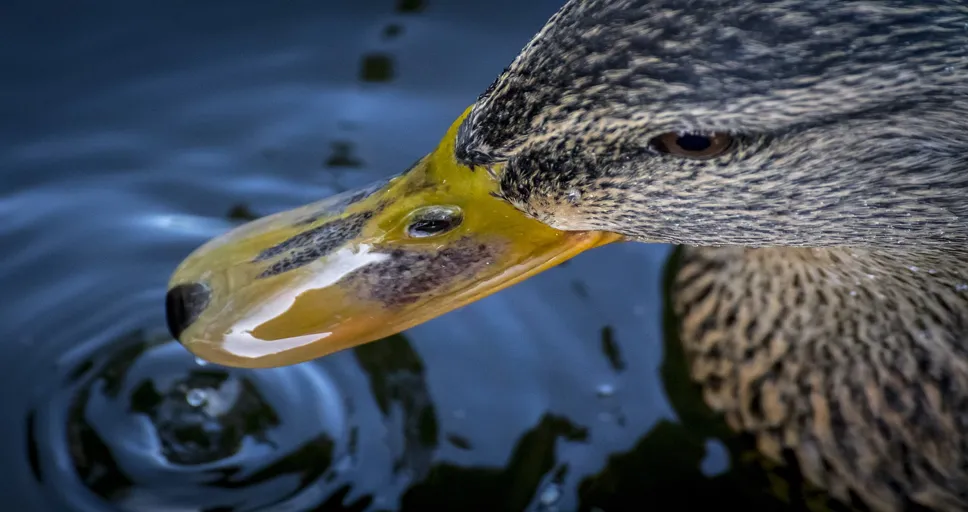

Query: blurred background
<box><xmin>0</xmin><ymin>1</ymin><xmax>823</xmax><ymax>510</ymax></box>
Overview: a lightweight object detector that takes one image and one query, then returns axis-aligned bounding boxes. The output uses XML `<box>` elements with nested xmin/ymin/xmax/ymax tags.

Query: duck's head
<box><xmin>167</xmin><ymin>0</ymin><xmax>968</xmax><ymax>368</ymax></box>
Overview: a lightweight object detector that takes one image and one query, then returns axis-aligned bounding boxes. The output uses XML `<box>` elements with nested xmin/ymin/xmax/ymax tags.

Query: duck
<box><xmin>164</xmin><ymin>0</ymin><xmax>968</xmax><ymax>510</ymax></box>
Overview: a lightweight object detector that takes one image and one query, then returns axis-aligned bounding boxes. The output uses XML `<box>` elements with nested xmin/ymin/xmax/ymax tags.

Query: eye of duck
<box><xmin>650</xmin><ymin>132</ymin><xmax>734</xmax><ymax>159</ymax></box>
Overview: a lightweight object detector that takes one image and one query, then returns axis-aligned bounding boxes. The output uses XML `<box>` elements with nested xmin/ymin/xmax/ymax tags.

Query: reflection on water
<box><xmin>0</xmin><ymin>0</ymin><xmax>845</xmax><ymax>510</ymax></box>
<box><xmin>51</xmin><ymin>330</ymin><xmax>344</xmax><ymax>510</ymax></box>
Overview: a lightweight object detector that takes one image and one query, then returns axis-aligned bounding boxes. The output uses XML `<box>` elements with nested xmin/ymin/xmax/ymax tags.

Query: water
<box><xmin>0</xmin><ymin>1</ymin><xmax>821</xmax><ymax>510</ymax></box>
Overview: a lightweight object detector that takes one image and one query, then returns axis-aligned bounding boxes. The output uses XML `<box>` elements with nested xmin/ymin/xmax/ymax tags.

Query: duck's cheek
<box><xmin>524</xmin><ymin>199</ymin><xmax>605</xmax><ymax>234</ymax></box>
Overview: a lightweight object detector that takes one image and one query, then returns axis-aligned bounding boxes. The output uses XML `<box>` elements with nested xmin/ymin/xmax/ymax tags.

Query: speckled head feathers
<box><xmin>456</xmin><ymin>0</ymin><xmax>968</xmax><ymax>248</ymax></box>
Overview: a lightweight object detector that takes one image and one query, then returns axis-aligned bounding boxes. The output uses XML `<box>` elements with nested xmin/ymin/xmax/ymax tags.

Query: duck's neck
<box><xmin>672</xmin><ymin>245</ymin><xmax>968</xmax><ymax>511</ymax></box>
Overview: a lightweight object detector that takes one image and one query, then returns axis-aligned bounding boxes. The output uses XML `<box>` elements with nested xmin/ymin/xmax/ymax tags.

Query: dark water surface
<box><xmin>0</xmin><ymin>1</ymin><xmax>822</xmax><ymax>511</ymax></box>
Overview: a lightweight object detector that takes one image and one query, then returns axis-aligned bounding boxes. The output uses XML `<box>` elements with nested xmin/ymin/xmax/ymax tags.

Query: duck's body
<box><xmin>676</xmin><ymin>246</ymin><xmax>968</xmax><ymax>510</ymax></box>
<box><xmin>167</xmin><ymin>1</ymin><xmax>968</xmax><ymax>510</ymax></box>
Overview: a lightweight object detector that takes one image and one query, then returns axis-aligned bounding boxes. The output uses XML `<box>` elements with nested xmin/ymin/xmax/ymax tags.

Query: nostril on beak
<box><xmin>165</xmin><ymin>282</ymin><xmax>211</xmax><ymax>340</ymax></box>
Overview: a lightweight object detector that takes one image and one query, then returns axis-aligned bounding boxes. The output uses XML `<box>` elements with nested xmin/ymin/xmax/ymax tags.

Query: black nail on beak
<box><xmin>165</xmin><ymin>282</ymin><xmax>211</xmax><ymax>340</ymax></box>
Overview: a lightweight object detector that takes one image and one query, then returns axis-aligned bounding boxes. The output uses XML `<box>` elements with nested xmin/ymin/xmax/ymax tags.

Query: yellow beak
<box><xmin>166</xmin><ymin>107</ymin><xmax>622</xmax><ymax>368</ymax></box>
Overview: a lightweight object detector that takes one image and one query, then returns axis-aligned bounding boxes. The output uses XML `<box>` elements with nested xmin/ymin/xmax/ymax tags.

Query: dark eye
<box><xmin>650</xmin><ymin>132</ymin><xmax>733</xmax><ymax>159</ymax></box>
<box><xmin>405</xmin><ymin>205</ymin><xmax>463</xmax><ymax>238</ymax></box>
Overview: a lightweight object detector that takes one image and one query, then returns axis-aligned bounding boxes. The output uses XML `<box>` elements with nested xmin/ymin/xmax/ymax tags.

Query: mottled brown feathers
<box><xmin>453</xmin><ymin>1</ymin><xmax>968</xmax><ymax>510</ymax></box>
<box><xmin>675</xmin><ymin>247</ymin><xmax>968</xmax><ymax>510</ymax></box>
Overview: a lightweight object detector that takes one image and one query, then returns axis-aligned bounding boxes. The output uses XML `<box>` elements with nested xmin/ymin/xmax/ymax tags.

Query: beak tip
<box><xmin>165</xmin><ymin>282</ymin><xmax>211</xmax><ymax>341</ymax></box>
